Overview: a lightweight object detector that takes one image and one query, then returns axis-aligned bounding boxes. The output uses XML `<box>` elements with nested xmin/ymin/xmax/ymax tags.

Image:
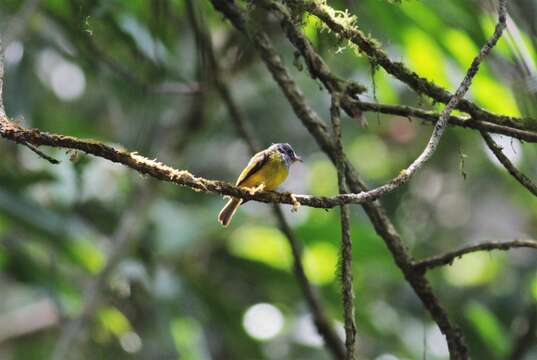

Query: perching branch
<box><xmin>413</xmin><ymin>240</ymin><xmax>537</xmax><ymax>272</ymax></box>
<box><xmin>0</xmin><ymin>116</ymin><xmax>397</xmax><ymax>209</ymax></box>
<box><xmin>481</xmin><ymin>131</ymin><xmax>537</xmax><ymax>196</ymax></box>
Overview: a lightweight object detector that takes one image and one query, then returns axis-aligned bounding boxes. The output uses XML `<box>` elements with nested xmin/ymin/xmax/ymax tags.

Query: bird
<box><xmin>218</xmin><ymin>143</ymin><xmax>302</xmax><ymax>227</ymax></box>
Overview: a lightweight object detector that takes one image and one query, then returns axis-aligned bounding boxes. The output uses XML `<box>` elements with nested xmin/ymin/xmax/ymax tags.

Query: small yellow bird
<box><xmin>218</xmin><ymin>143</ymin><xmax>302</xmax><ymax>227</ymax></box>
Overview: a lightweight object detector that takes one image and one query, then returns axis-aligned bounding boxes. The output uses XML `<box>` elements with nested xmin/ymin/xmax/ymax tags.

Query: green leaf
<box><xmin>303</xmin><ymin>242</ymin><xmax>338</xmax><ymax>285</ymax></box>
<box><xmin>465</xmin><ymin>302</ymin><xmax>508</xmax><ymax>355</ymax></box>
<box><xmin>443</xmin><ymin>251</ymin><xmax>503</xmax><ymax>287</ymax></box>
<box><xmin>444</xmin><ymin>29</ymin><xmax>479</xmax><ymax>67</ymax></box>
<box><xmin>65</xmin><ymin>238</ymin><xmax>105</xmax><ymax>274</ymax></box>
<box><xmin>403</xmin><ymin>28</ymin><xmax>449</xmax><ymax>88</ymax></box>
<box><xmin>228</xmin><ymin>226</ymin><xmax>292</xmax><ymax>270</ymax></box>
<box><xmin>170</xmin><ymin>317</ymin><xmax>208</xmax><ymax>360</ymax></box>
<box><xmin>97</xmin><ymin>306</ymin><xmax>131</xmax><ymax>337</ymax></box>
<box><xmin>472</xmin><ymin>76</ymin><xmax>520</xmax><ymax>116</ymax></box>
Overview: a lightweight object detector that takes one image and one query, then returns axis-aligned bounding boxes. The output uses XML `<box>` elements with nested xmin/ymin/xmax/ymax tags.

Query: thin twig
<box><xmin>331</xmin><ymin>96</ymin><xmax>357</xmax><ymax>359</ymax></box>
<box><xmin>481</xmin><ymin>131</ymin><xmax>537</xmax><ymax>196</ymax></box>
<box><xmin>185</xmin><ymin>0</ymin><xmax>260</xmax><ymax>153</ymax></box>
<box><xmin>23</xmin><ymin>142</ymin><xmax>60</xmax><ymax>164</ymax></box>
<box><xmin>413</xmin><ymin>240</ymin><xmax>537</xmax><ymax>272</ymax></box>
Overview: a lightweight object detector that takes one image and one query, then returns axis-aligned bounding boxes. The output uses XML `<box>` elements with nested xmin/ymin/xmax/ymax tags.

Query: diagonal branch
<box><xmin>481</xmin><ymin>131</ymin><xmax>537</xmax><ymax>196</ymax></box>
<box><xmin>413</xmin><ymin>240</ymin><xmax>537</xmax><ymax>272</ymax></box>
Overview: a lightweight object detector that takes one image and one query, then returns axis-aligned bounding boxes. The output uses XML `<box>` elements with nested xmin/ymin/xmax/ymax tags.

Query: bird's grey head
<box><xmin>271</xmin><ymin>143</ymin><xmax>302</xmax><ymax>166</ymax></box>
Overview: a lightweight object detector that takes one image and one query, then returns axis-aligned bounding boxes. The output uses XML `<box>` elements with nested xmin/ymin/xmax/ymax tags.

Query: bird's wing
<box><xmin>236</xmin><ymin>149</ymin><xmax>270</xmax><ymax>186</ymax></box>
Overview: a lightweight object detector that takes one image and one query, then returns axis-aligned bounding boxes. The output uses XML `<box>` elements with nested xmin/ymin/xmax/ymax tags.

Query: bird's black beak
<box><xmin>294</xmin><ymin>155</ymin><xmax>303</xmax><ymax>162</ymax></box>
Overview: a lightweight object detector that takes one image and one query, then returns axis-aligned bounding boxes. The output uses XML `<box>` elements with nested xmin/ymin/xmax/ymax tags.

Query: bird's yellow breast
<box><xmin>240</xmin><ymin>151</ymin><xmax>289</xmax><ymax>190</ymax></box>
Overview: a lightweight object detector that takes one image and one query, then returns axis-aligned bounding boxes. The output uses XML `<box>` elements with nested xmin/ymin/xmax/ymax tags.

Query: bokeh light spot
<box><xmin>243</xmin><ymin>303</ymin><xmax>284</xmax><ymax>341</ymax></box>
<box><xmin>292</xmin><ymin>314</ymin><xmax>323</xmax><ymax>347</ymax></box>
<box><xmin>51</xmin><ymin>61</ymin><xmax>86</xmax><ymax>101</ymax></box>
<box><xmin>5</xmin><ymin>41</ymin><xmax>24</xmax><ymax>65</ymax></box>
<box><xmin>120</xmin><ymin>331</ymin><xmax>142</xmax><ymax>353</ymax></box>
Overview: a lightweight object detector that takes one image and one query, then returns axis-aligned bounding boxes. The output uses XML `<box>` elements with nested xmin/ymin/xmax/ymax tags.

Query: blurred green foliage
<box><xmin>0</xmin><ymin>0</ymin><xmax>536</xmax><ymax>359</ymax></box>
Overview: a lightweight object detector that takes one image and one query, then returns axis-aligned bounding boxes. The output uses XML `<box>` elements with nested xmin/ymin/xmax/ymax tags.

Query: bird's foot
<box><xmin>249</xmin><ymin>183</ymin><xmax>266</xmax><ymax>195</ymax></box>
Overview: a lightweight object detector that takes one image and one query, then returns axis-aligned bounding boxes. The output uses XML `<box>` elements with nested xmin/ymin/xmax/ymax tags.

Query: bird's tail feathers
<box><xmin>218</xmin><ymin>197</ymin><xmax>242</xmax><ymax>227</ymax></box>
